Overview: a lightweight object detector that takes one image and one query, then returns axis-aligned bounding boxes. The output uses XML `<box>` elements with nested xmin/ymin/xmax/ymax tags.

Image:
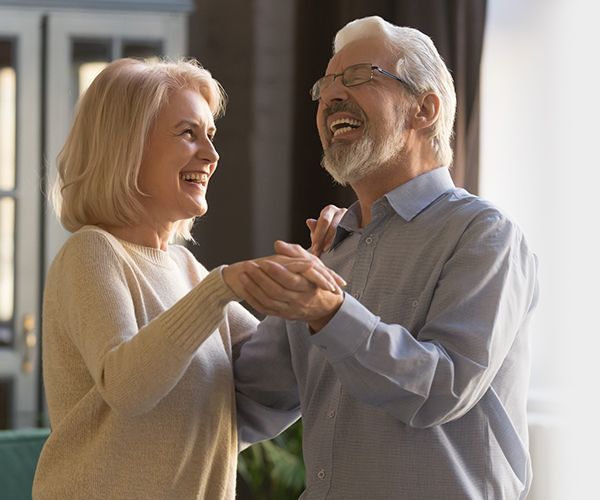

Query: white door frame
<box><xmin>0</xmin><ymin>6</ymin><xmax>42</xmax><ymax>428</ymax></box>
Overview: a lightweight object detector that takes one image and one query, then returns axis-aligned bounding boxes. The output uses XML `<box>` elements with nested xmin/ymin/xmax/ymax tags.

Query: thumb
<box><xmin>306</xmin><ymin>218</ymin><xmax>319</xmax><ymax>254</ymax></box>
<box><xmin>275</xmin><ymin>240</ymin><xmax>306</xmax><ymax>257</ymax></box>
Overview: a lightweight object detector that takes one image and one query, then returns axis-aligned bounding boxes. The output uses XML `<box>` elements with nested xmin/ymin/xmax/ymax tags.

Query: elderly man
<box><xmin>233</xmin><ymin>16</ymin><xmax>538</xmax><ymax>500</ymax></box>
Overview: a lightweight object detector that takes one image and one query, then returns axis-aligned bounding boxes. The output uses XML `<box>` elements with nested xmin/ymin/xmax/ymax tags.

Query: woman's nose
<box><xmin>197</xmin><ymin>138</ymin><xmax>219</xmax><ymax>165</ymax></box>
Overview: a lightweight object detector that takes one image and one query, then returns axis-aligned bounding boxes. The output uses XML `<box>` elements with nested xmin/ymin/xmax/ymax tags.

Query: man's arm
<box><xmin>234</xmin><ymin>315</ymin><xmax>301</xmax><ymax>449</ymax></box>
<box><xmin>230</xmin><ymin>205</ymin><xmax>346</xmax><ymax>448</ymax></box>
<box><xmin>237</xmin><ymin>214</ymin><xmax>539</xmax><ymax>428</ymax></box>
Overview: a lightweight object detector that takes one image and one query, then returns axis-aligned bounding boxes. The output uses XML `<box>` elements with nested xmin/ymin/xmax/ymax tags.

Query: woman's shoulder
<box><xmin>65</xmin><ymin>225</ymin><xmax>126</xmax><ymax>256</ymax></box>
<box><xmin>45</xmin><ymin>226</ymin><xmax>131</xmax><ymax>300</ymax></box>
<box><xmin>51</xmin><ymin>225</ymin><xmax>128</xmax><ymax>273</ymax></box>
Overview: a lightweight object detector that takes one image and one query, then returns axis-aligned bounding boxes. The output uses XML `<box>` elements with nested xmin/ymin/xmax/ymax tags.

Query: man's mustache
<box><xmin>322</xmin><ymin>101</ymin><xmax>366</xmax><ymax>121</ymax></box>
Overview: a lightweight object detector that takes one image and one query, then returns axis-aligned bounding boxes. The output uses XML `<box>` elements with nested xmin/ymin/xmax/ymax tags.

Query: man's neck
<box><xmin>351</xmin><ymin>152</ymin><xmax>441</xmax><ymax>228</ymax></box>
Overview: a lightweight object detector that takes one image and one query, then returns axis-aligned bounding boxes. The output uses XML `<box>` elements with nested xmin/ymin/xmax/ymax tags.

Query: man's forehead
<box><xmin>325</xmin><ymin>37</ymin><xmax>393</xmax><ymax>73</ymax></box>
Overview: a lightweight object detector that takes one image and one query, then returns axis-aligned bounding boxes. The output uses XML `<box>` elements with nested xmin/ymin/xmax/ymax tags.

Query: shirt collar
<box><xmin>385</xmin><ymin>166</ymin><xmax>455</xmax><ymax>221</ymax></box>
<box><xmin>332</xmin><ymin>167</ymin><xmax>455</xmax><ymax>247</ymax></box>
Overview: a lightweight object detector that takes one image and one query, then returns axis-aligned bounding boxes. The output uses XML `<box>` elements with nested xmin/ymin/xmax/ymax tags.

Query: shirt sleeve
<box><xmin>234</xmin><ymin>315</ymin><xmax>301</xmax><ymax>449</ymax></box>
<box><xmin>220</xmin><ymin>281</ymin><xmax>259</xmax><ymax>361</ymax></box>
<box><xmin>310</xmin><ymin>213</ymin><xmax>539</xmax><ymax>428</ymax></box>
<box><xmin>54</xmin><ymin>231</ymin><xmax>237</xmax><ymax>418</ymax></box>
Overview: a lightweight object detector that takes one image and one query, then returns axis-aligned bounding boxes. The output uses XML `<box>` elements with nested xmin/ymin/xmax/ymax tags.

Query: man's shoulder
<box><xmin>422</xmin><ymin>189</ymin><xmax>530</xmax><ymax>250</ymax></box>
<box><xmin>437</xmin><ymin>188</ymin><xmax>514</xmax><ymax>225</ymax></box>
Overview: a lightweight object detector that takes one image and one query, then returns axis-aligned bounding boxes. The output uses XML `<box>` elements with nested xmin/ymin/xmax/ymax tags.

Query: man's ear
<box><xmin>411</xmin><ymin>92</ymin><xmax>440</xmax><ymax>130</ymax></box>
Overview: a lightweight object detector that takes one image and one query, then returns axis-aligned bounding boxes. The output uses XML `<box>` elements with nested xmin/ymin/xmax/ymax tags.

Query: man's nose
<box><xmin>319</xmin><ymin>75</ymin><xmax>350</xmax><ymax>104</ymax></box>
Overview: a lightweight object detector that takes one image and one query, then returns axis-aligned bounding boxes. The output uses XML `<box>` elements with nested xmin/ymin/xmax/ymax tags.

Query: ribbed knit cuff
<box><xmin>161</xmin><ymin>266</ymin><xmax>238</xmax><ymax>353</ymax></box>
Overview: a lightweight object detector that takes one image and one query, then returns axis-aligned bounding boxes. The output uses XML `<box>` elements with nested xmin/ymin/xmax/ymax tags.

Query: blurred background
<box><xmin>0</xmin><ymin>0</ymin><xmax>597</xmax><ymax>498</ymax></box>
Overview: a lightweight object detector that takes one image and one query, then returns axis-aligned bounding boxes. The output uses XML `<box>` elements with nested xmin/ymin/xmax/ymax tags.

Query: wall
<box><xmin>187</xmin><ymin>0</ymin><xmax>296</xmax><ymax>268</ymax></box>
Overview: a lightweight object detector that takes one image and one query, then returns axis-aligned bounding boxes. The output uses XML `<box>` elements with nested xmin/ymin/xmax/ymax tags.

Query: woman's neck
<box><xmin>98</xmin><ymin>222</ymin><xmax>174</xmax><ymax>251</ymax></box>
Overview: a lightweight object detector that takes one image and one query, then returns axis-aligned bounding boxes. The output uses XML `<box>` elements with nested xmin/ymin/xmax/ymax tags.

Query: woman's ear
<box><xmin>412</xmin><ymin>92</ymin><xmax>440</xmax><ymax>130</ymax></box>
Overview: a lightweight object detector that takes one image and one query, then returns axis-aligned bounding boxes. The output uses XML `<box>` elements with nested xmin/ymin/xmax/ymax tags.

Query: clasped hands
<box><xmin>223</xmin><ymin>240</ymin><xmax>346</xmax><ymax>332</ymax></box>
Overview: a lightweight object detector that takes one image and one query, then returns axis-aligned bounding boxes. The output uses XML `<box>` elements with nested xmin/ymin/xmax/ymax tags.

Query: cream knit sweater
<box><xmin>32</xmin><ymin>225</ymin><xmax>258</xmax><ymax>500</ymax></box>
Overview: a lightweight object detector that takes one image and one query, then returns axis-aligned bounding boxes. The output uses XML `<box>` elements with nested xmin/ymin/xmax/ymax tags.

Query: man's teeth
<box><xmin>329</xmin><ymin>118</ymin><xmax>361</xmax><ymax>137</ymax></box>
<box><xmin>180</xmin><ymin>172</ymin><xmax>208</xmax><ymax>184</ymax></box>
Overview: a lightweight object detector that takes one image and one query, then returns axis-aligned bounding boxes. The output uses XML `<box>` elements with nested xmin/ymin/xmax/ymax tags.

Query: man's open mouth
<box><xmin>330</xmin><ymin>118</ymin><xmax>362</xmax><ymax>137</ymax></box>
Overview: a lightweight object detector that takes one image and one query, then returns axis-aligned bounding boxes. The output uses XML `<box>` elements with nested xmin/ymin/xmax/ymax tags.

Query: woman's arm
<box><xmin>53</xmin><ymin>230</ymin><xmax>237</xmax><ymax>417</ymax></box>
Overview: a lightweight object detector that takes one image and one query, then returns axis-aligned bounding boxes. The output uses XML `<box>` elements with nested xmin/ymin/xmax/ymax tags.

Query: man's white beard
<box><xmin>322</xmin><ymin>120</ymin><xmax>406</xmax><ymax>186</ymax></box>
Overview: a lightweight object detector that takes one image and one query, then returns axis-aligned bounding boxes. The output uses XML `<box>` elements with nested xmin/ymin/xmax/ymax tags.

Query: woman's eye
<box><xmin>181</xmin><ymin>129</ymin><xmax>194</xmax><ymax>138</ymax></box>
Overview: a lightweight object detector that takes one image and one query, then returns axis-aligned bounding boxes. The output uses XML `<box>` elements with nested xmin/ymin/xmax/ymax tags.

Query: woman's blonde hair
<box><xmin>52</xmin><ymin>57</ymin><xmax>227</xmax><ymax>240</ymax></box>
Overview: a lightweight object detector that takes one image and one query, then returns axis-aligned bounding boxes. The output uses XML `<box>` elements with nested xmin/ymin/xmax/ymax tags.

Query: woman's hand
<box><xmin>223</xmin><ymin>241</ymin><xmax>347</xmax><ymax>331</ymax></box>
<box><xmin>307</xmin><ymin>204</ymin><xmax>347</xmax><ymax>256</ymax></box>
<box><xmin>222</xmin><ymin>252</ymin><xmax>345</xmax><ymax>303</ymax></box>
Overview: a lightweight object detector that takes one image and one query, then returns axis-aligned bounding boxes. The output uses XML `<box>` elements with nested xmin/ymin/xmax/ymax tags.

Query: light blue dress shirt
<box><xmin>235</xmin><ymin>167</ymin><xmax>539</xmax><ymax>500</ymax></box>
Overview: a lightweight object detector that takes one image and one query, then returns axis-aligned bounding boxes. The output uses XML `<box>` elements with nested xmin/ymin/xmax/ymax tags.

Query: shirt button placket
<box><xmin>313</xmin><ymin>384</ymin><xmax>340</xmax><ymax>494</ymax></box>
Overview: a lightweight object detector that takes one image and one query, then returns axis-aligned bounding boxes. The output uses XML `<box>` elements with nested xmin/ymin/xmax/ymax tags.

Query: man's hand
<box><xmin>233</xmin><ymin>241</ymin><xmax>346</xmax><ymax>331</ymax></box>
<box><xmin>307</xmin><ymin>204</ymin><xmax>347</xmax><ymax>256</ymax></box>
<box><xmin>223</xmin><ymin>250</ymin><xmax>344</xmax><ymax>302</ymax></box>
<box><xmin>238</xmin><ymin>259</ymin><xmax>344</xmax><ymax>332</ymax></box>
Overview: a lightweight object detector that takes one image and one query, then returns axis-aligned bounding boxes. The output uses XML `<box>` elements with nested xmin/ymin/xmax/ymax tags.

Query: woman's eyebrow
<box><xmin>174</xmin><ymin>119</ymin><xmax>199</xmax><ymax>128</ymax></box>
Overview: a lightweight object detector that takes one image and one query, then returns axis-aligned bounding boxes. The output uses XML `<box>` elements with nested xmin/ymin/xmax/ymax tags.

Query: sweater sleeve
<box><xmin>52</xmin><ymin>231</ymin><xmax>238</xmax><ymax>417</ymax></box>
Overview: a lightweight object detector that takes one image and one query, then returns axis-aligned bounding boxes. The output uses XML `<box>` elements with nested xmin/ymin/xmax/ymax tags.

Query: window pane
<box><xmin>72</xmin><ymin>39</ymin><xmax>111</xmax><ymax>98</ymax></box>
<box><xmin>0</xmin><ymin>197</ymin><xmax>15</xmax><ymax>326</ymax></box>
<box><xmin>0</xmin><ymin>39</ymin><xmax>16</xmax><ymax>191</ymax></box>
<box><xmin>122</xmin><ymin>40</ymin><xmax>163</xmax><ymax>61</ymax></box>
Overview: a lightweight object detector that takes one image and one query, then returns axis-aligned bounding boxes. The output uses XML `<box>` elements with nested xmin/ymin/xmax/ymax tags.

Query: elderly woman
<box><xmin>32</xmin><ymin>58</ymin><xmax>344</xmax><ymax>499</ymax></box>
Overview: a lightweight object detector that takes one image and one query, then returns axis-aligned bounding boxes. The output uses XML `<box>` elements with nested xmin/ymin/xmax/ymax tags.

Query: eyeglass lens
<box><xmin>311</xmin><ymin>64</ymin><xmax>374</xmax><ymax>101</ymax></box>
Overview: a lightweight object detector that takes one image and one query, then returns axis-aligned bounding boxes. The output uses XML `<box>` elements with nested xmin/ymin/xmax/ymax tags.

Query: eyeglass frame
<box><xmin>310</xmin><ymin>63</ymin><xmax>413</xmax><ymax>101</ymax></box>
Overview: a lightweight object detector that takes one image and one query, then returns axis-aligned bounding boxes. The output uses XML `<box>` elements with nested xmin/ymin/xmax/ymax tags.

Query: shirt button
<box><xmin>327</xmin><ymin>409</ymin><xmax>336</xmax><ymax>418</ymax></box>
<box><xmin>365</xmin><ymin>236</ymin><xmax>374</xmax><ymax>245</ymax></box>
<box><xmin>317</xmin><ymin>469</ymin><xmax>326</xmax><ymax>480</ymax></box>
<box><xmin>352</xmin><ymin>291</ymin><xmax>360</xmax><ymax>299</ymax></box>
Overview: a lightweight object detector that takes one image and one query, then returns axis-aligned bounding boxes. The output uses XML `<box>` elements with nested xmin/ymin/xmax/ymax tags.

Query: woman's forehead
<box><xmin>161</xmin><ymin>88</ymin><xmax>214</xmax><ymax>125</ymax></box>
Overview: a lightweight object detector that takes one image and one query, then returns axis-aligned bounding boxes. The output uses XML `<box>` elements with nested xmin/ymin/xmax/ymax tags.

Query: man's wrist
<box><xmin>308</xmin><ymin>293</ymin><xmax>344</xmax><ymax>333</ymax></box>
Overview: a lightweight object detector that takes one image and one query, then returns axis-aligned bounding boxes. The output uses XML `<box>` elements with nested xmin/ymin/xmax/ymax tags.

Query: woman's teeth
<box><xmin>180</xmin><ymin>172</ymin><xmax>208</xmax><ymax>184</ymax></box>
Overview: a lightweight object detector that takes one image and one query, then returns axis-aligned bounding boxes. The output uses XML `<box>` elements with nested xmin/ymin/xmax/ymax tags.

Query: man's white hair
<box><xmin>334</xmin><ymin>16</ymin><xmax>456</xmax><ymax>167</ymax></box>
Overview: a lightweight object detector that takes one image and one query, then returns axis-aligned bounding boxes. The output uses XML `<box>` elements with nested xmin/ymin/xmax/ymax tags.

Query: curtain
<box><xmin>290</xmin><ymin>0</ymin><xmax>487</xmax><ymax>246</ymax></box>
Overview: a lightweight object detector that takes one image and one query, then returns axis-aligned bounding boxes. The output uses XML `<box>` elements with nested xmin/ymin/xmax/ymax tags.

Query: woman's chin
<box><xmin>193</xmin><ymin>200</ymin><xmax>208</xmax><ymax>218</ymax></box>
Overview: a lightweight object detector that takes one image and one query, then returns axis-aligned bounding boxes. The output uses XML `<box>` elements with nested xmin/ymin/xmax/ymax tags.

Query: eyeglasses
<box><xmin>310</xmin><ymin>63</ymin><xmax>412</xmax><ymax>101</ymax></box>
